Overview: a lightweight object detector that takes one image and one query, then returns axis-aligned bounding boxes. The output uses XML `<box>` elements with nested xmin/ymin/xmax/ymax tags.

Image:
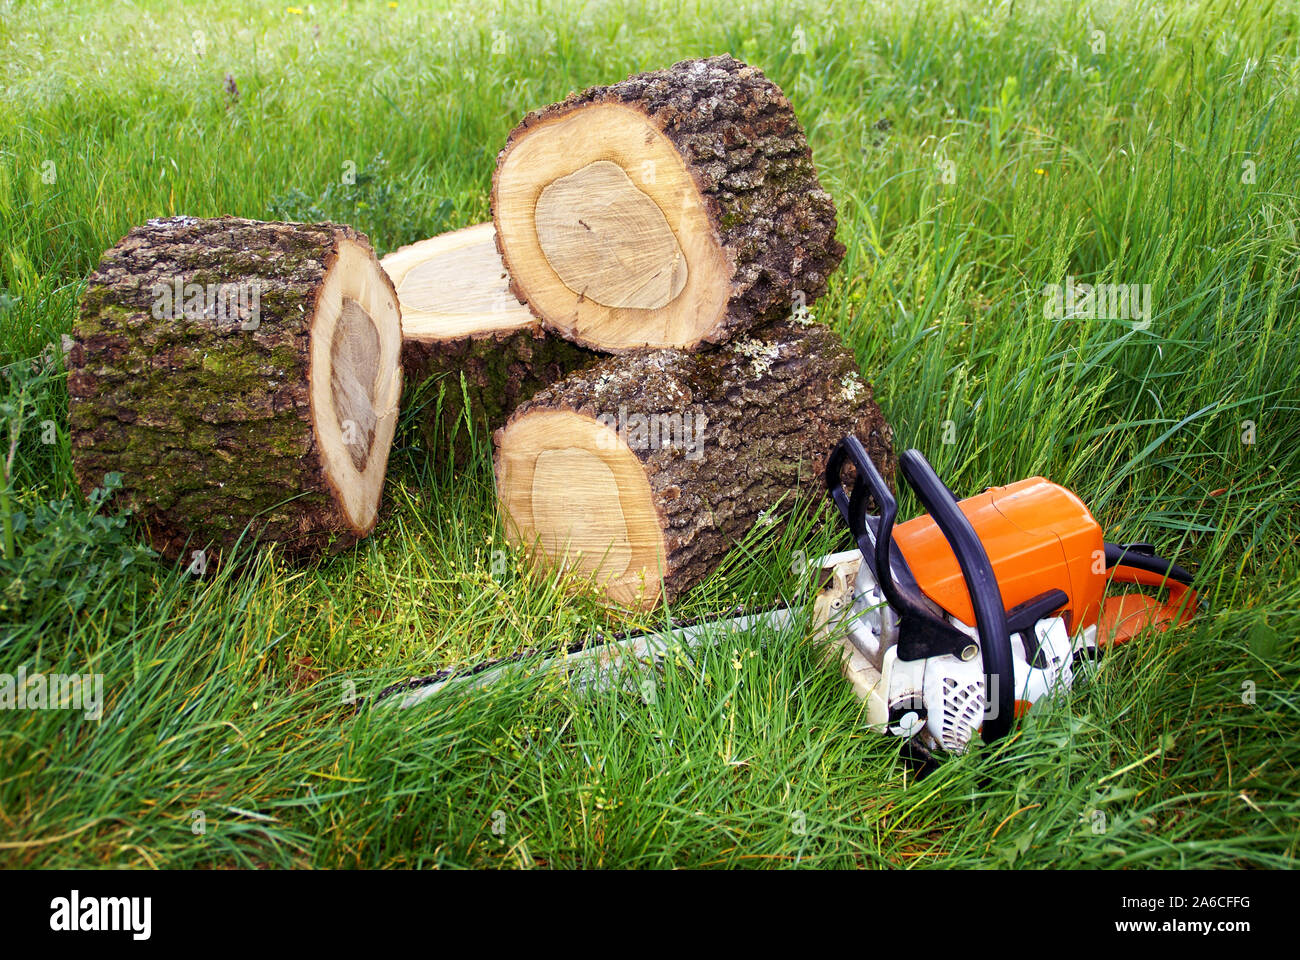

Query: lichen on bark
<box><xmin>498</xmin><ymin>319</ymin><xmax>895</xmax><ymax>603</ymax></box>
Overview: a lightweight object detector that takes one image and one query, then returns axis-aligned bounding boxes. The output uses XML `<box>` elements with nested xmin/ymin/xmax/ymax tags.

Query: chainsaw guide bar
<box><xmin>373</xmin><ymin>607</ymin><xmax>795</xmax><ymax>709</ymax></box>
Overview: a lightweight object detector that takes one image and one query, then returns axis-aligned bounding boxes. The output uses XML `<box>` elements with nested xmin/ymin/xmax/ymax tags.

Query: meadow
<box><xmin>0</xmin><ymin>0</ymin><xmax>1296</xmax><ymax>867</ymax></box>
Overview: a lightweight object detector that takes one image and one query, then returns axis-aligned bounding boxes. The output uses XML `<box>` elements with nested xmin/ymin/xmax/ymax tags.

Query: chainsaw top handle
<box><xmin>826</xmin><ymin>438</ymin><xmax>1016</xmax><ymax>742</ymax></box>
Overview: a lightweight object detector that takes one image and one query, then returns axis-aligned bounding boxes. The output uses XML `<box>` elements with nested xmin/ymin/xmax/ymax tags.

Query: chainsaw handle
<box><xmin>826</xmin><ymin>440</ymin><xmax>1016</xmax><ymax>743</ymax></box>
<box><xmin>826</xmin><ymin>437</ymin><xmax>922</xmax><ymax>640</ymax></box>
<box><xmin>826</xmin><ymin>434</ymin><xmax>897</xmax><ymax>564</ymax></box>
<box><xmin>898</xmin><ymin>450</ymin><xmax>1016</xmax><ymax>743</ymax></box>
<box><xmin>1106</xmin><ymin>563</ymin><xmax>1199</xmax><ymax>625</ymax></box>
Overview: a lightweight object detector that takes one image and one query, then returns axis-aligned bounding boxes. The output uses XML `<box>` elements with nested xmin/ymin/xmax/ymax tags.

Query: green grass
<box><xmin>1</xmin><ymin>0</ymin><xmax>1297</xmax><ymax>867</ymax></box>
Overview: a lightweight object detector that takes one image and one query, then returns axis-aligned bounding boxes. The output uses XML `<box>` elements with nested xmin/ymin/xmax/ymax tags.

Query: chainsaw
<box><xmin>813</xmin><ymin>436</ymin><xmax>1197</xmax><ymax>754</ymax></box>
<box><xmin>381</xmin><ymin>435</ymin><xmax>1198</xmax><ymax>756</ymax></box>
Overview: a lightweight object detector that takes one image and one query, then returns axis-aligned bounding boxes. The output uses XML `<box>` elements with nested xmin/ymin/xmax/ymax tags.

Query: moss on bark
<box><xmin>67</xmin><ymin>215</ymin><xmax>392</xmax><ymax>562</ymax></box>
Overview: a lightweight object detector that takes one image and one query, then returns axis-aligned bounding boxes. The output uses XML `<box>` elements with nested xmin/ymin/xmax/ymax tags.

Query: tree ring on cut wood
<box><xmin>309</xmin><ymin>237</ymin><xmax>402</xmax><ymax>537</ymax></box>
<box><xmin>330</xmin><ymin>298</ymin><xmax>380</xmax><ymax>472</ymax></box>
<box><xmin>496</xmin><ymin>410</ymin><xmax>664</xmax><ymax>607</ymax></box>
<box><xmin>534</xmin><ymin>160</ymin><xmax>688</xmax><ymax>310</ymax></box>
<box><xmin>494</xmin><ymin>103</ymin><xmax>731</xmax><ymax>351</ymax></box>
<box><xmin>493</xmin><ymin>56</ymin><xmax>846</xmax><ymax>353</ymax></box>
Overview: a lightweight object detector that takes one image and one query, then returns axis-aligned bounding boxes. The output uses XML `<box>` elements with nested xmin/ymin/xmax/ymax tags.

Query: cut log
<box><xmin>68</xmin><ymin>216</ymin><xmax>402</xmax><ymax>563</ymax></box>
<box><xmin>383</xmin><ymin>222</ymin><xmax>597</xmax><ymax>466</ymax></box>
<box><xmin>382</xmin><ymin>221</ymin><xmax>534</xmax><ymax>340</ymax></box>
<box><xmin>492</xmin><ymin>54</ymin><xmax>845</xmax><ymax>353</ymax></box>
<box><xmin>494</xmin><ymin>319</ymin><xmax>895</xmax><ymax>609</ymax></box>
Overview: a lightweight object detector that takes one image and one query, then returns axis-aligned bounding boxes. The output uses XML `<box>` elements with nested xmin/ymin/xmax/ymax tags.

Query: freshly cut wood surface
<box><xmin>382</xmin><ymin>221</ymin><xmax>533</xmax><ymax>340</ymax></box>
<box><xmin>492</xmin><ymin>54</ymin><xmax>845</xmax><ymax>353</ymax></box>
<box><xmin>68</xmin><ymin>216</ymin><xmax>402</xmax><ymax>562</ymax></box>
<box><xmin>495</xmin><ymin>319</ymin><xmax>895</xmax><ymax>609</ymax></box>
<box><xmin>385</xmin><ymin>222</ymin><xmax>597</xmax><ymax>467</ymax></box>
<box><xmin>533</xmin><ymin>160</ymin><xmax>688</xmax><ymax>310</ymax></box>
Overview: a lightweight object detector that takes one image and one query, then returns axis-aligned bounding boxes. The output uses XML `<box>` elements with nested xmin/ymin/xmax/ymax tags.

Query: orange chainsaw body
<box><xmin>891</xmin><ymin>477</ymin><xmax>1188</xmax><ymax>640</ymax></box>
<box><xmin>894</xmin><ymin>476</ymin><xmax>1107</xmax><ymax>632</ymax></box>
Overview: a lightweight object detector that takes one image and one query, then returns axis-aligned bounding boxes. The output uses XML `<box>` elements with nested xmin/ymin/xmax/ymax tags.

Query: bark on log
<box><xmin>492</xmin><ymin>54</ymin><xmax>845</xmax><ymax>353</ymax></box>
<box><xmin>68</xmin><ymin>216</ymin><xmax>402</xmax><ymax>563</ymax></box>
<box><xmin>403</xmin><ymin>327</ymin><xmax>597</xmax><ymax>468</ymax></box>
<box><xmin>494</xmin><ymin>319</ymin><xmax>895</xmax><ymax>609</ymax></box>
<box><xmin>383</xmin><ymin>222</ymin><xmax>595</xmax><ymax>467</ymax></box>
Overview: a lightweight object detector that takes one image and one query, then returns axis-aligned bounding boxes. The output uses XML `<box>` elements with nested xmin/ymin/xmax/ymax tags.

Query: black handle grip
<box><xmin>826</xmin><ymin>434</ymin><xmax>897</xmax><ymax>579</ymax></box>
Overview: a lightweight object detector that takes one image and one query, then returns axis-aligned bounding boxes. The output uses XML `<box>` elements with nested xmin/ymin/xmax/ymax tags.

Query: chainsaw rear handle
<box><xmin>826</xmin><ymin>439</ymin><xmax>1016</xmax><ymax>742</ymax></box>
<box><xmin>1104</xmin><ymin>542</ymin><xmax>1195</xmax><ymax>587</ymax></box>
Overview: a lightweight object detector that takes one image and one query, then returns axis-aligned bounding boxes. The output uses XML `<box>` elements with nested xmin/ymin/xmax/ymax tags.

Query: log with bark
<box><xmin>383</xmin><ymin>222</ymin><xmax>595</xmax><ymax>467</ymax></box>
<box><xmin>494</xmin><ymin>319</ymin><xmax>895</xmax><ymax>609</ymax></box>
<box><xmin>492</xmin><ymin>54</ymin><xmax>845</xmax><ymax>353</ymax></box>
<box><xmin>68</xmin><ymin>216</ymin><xmax>402</xmax><ymax>563</ymax></box>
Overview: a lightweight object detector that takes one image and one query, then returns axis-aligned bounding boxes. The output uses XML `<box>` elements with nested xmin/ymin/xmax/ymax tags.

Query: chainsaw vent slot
<box><xmin>940</xmin><ymin>677</ymin><xmax>985</xmax><ymax>751</ymax></box>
